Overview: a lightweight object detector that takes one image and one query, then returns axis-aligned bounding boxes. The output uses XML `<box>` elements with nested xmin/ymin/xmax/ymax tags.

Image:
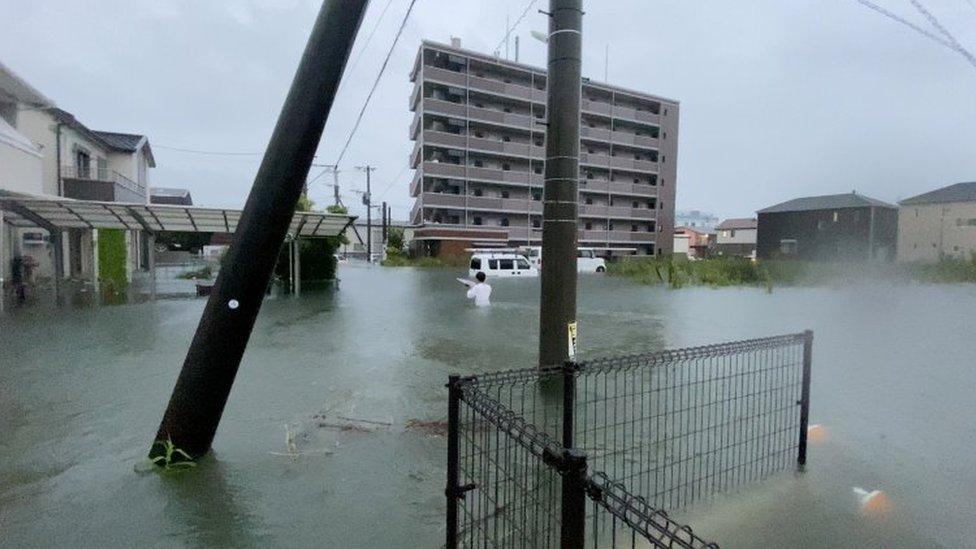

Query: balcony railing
<box><xmin>61</xmin><ymin>165</ymin><xmax>146</xmax><ymax>198</ymax></box>
<box><xmin>423</xmin><ymin>64</ymin><xmax>665</xmax><ymax>129</ymax></box>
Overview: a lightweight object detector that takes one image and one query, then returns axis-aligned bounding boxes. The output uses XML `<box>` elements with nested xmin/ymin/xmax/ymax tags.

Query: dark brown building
<box><xmin>757</xmin><ymin>192</ymin><xmax>897</xmax><ymax>261</ymax></box>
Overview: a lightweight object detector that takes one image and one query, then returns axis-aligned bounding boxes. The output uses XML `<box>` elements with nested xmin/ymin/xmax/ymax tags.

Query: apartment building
<box><xmin>408</xmin><ymin>40</ymin><xmax>678</xmax><ymax>257</ymax></box>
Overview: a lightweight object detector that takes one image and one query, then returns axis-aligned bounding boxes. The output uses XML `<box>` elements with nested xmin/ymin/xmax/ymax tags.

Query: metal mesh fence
<box><xmin>574</xmin><ymin>333</ymin><xmax>808</xmax><ymax>511</ymax></box>
<box><xmin>453</xmin><ymin>381</ymin><xmax>565</xmax><ymax>548</ymax></box>
<box><xmin>447</xmin><ymin>332</ymin><xmax>813</xmax><ymax>549</ymax></box>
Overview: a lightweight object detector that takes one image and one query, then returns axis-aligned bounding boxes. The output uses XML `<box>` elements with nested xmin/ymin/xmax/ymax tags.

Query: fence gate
<box><xmin>446</xmin><ymin>331</ymin><xmax>813</xmax><ymax>548</ymax></box>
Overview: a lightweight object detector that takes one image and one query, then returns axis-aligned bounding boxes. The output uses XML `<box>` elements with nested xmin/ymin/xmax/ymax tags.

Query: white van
<box><xmin>518</xmin><ymin>246</ymin><xmax>607</xmax><ymax>273</ymax></box>
<box><xmin>469</xmin><ymin>251</ymin><xmax>538</xmax><ymax>278</ymax></box>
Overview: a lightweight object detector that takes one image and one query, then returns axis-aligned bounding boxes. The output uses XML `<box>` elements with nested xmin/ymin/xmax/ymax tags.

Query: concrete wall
<box><xmin>898</xmin><ymin>201</ymin><xmax>976</xmax><ymax>262</ymax></box>
<box><xmin>0</xmin><ymin>118</ymin><xmax>44</xmax><ymax>196</ymax></box>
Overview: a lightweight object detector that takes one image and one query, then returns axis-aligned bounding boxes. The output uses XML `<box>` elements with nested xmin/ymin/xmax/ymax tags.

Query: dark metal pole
<box><xmin>539</xmin><ymin>0</ymin><xmax>582</xmax><ymax>368</ymax></box>
<box><xmin>51</xmin><ymin>230</ymin><xmax>64</xmax><ymax>306</ymax></box>
<box><xmin>445</xmin><ymin>375</ymin><xmax>461</xmax><ymax>549</ymax></box>
<box><xmin>149</xmin><ymin>0</ymin><xmax>369</xmax><ymax>461</ymax></box>
<box><xmin>562</xmin><ymin>360</ymin><xmax>577</xmax><ymax>448</ymax></box>
<box><xmin>366</xmin><ymin>167</ymin><xmax>372</xmax><ymax>262</ymax></box>
<box><xmin>797</xmin><ymin>329</ymin><xmax>814</xmax><ymax>467</ymax></box>
<box><xmin>560</xmin><ymin>448</ymin><xmax>587</xmax><ymax>549</ymax></box>
<box><xmin>381</xmin><ymin>200</ymin><xmax>388</xmax><ymax>242</ymax></box>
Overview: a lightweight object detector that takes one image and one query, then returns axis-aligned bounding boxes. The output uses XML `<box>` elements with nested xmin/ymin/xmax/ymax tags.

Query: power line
<box><xmin>332</xmin><ymin>0</ymin><xmax>419</xmax><ymax>168</ymax></box>
<box><xmin>155</xmin><ymin>144</ymin><xmax>263</xmax><ymax>156</ymax></box>
<box><xmin>345</xmin><ymin>0</ymin><xmax>397</xmax><ymax>77</ymax></box>
<box><xmin>377</xmin><ymin>165</ymin><xmax>410</xmax><ymax>199</ymax></box>
<box><xmin>493</xmin><ymin>0</ymin><xmax>540</xmax><ymax>56</ymax></box>
<box><xmin>907</xmin><ymin>0</ymin><xmax>976</xmax><ymax>68</ymax></box>
<box><xmin>853</xmin><ymin>0</ymin><xmax>953</xmax><ymax>49</ymax></box>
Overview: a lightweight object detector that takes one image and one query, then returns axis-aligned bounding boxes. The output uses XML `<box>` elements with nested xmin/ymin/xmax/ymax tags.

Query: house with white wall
<box><xmin>1</xmin><ymin>60</ymin><xmax>156</xmax><ymax>298</ymax></box>
<box><xmin>715</xmin><ymin>218</ymin><xmax>757</xmax><ymax>258</ymax></box>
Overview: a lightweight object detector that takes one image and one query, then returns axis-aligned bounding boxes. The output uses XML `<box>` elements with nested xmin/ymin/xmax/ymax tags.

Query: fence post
<box><xmin>560</xmin><ymin>448</ymin><xmax>587</xmax><ymax>549</ymax></box>
<box><xmin>562</xmin><ymin>361</ymin><xmax>578</xmax><ymax>448</ymax></box>
<box><xmin>446</xmin><ymin>375</ymin><xmax>461</xmax><ymax>549</ymax></box>
<box><xmin>797</xmin><ymin>330</ymin><xmax>814</xmax><ymax>468</ymax></box>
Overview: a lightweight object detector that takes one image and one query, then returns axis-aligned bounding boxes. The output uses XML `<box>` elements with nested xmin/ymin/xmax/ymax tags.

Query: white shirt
<box><xmin>466</xmin><ymin>282</ymin><xmax>492</xmax><ymax>307</ymax></box>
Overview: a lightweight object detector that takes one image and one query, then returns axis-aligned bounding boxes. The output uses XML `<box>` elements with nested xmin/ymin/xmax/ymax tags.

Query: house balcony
<box><xmin>60</xmin><ymin>165</ymin><xmax>146</xmax><ymax>203</ymax></box>
<box><xmin>409</xmin><ymin>171</ymin><xmax>422</xmax><ymax>197</ymax></box>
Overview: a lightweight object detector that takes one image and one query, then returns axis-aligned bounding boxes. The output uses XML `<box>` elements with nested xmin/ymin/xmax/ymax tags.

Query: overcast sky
<box><xmin>3</xmin><ymin>0</ymin><xmax>975</xmax><ymax>220</ymax></box>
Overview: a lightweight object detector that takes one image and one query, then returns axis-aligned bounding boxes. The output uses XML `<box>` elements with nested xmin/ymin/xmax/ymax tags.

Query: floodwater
<box><xmin>1</xmin><ymin>264</ymin><xmax>974</xmax><ymax>548</ymax></box>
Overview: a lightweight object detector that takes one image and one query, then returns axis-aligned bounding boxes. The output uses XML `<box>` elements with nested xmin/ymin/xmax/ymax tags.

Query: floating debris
<box><xmin>807</xmin><ymin>424</ymin><xmax>828</xmax><ymax>443</ymax></box>
<box><xmin>853</xmin><ymin>487</ymin><xmax>890</xmax><ymax>516</ymax></box>
<box><xmin>406</xmin><ymin>419</ymin><xmax>449</xmax><ymax>437</ymax></box>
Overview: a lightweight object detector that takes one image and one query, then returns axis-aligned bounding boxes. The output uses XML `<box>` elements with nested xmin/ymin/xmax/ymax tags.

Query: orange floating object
<box><xmin>853</xmin><ymin>487</ymin><xmax>890</xmax><ymax>517</ymax></box>
<box><xmin>807</xmin><ymin>424</ymin><xmax>827</xmax><ymax>443</ymax></box>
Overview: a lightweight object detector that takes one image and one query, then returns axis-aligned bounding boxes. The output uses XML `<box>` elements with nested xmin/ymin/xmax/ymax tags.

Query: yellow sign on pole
<box><xmin>567</xmin><ymin>321</ymin><xmax>578</xmax><ymax>359</ymax></box>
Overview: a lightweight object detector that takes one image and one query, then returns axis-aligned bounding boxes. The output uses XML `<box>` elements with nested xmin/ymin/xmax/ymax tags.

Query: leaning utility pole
<box><xmin>149</xmin><ymin>0</ymin><xmax>368</xmax><ymax>462</ymax></box>
<box><xmin>357</xmin><ymin>165</ymin><xmax>376</xmax><ymax>262</ymax></box>
<box><xmin>538</xmin><ymin>0</ymin><xmax>582</xmax><ymax>368</ymax></box>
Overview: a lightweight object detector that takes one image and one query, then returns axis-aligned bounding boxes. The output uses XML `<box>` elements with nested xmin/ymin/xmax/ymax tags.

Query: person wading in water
<box><xmin>464</xmin><ymin>271</ymin><xmax>492</xmax><ymax>307</ymax></box>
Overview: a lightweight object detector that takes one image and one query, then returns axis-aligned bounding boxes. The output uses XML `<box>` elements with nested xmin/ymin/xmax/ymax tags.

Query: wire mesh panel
<box><xmin>446</xmin><ymin>332</ymin><xmax>813</xmax><ymax>548</ymax></box>
<box><xmin>574</xmin><ymin>333</ymin><xmax>809</xmax><ymax>512</ymax></box>
<box><xmin>453</xmin><ymin>380</ymin><xmax>565</xmax><ymax>548</ymax></box>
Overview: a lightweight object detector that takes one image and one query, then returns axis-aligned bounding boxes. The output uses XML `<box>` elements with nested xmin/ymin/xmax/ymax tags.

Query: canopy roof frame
<box><xmin>0</xmin><ymin>196</ymin><xmax>356</xmax><ymax>239</ymax></box>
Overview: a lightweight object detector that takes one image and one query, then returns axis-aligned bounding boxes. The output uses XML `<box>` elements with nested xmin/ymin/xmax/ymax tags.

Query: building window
<box><xmin>474</xmin><ymin>159</ymin><xmax>484</xmax><ymax>168</ymax></box>
<box><xmin>502</xmin><ymin>163</ymin><xmax>511</xmax><ymax>171</ymax></box>
<box><xmin>473</xmin><ymin>188</ymin><xmax>483</xmax><ymax>197</ymax></box>
<box><xmin>473</xmin><ymin>216</ymin><xmax>483</xmax><ymax>225</ymax></box>
<box><xmin>532</xmin><ymin>192</ymin><xmax>542</xmax><ymax>201</ymax></box>
<box><xmin>663</xmin><ymin>132</ymin><xmax>667</xmax><ymax>139</ymax></box>
<box><xmin>500</xmin><ymin>217</ymin><xmax>510</xmax><ymax>227</ymax></box>
<box><xmin>585</xmin><ymin>222</ymin><xmax>593</xmax><ymax>230</ymax></box>
<box><xmin>502</xmin><ymin>135</ymin><xmax>511</xmax><ymax>142</ymax></box>
<box><xmin>532</xmin><ymin>218</ymin><xmax>541</xmax><ymax>228</ymax></box>
<box><xmin>633</xmin><ymin>178</ymin><xmax>640</xmax><ymax>184</ymax></box>
<box><xmin>475</xmin><ymin>102</ymin><xmax>484</xmax><ymax>108</ymax></box>
<box><xmin>475</xmin><ymin>131</ymin><xmax>484</xmax><ymax>138</ymax></box>
<box><xmin>780</xmin><ymin>239</ymin><xmax>798</xmax><ymax>255</ymax></box>
<box><xmin>501</xmin><ymin>190</ymin><xmax>510</xmax><ymax>198</ymax></box>
<box><xmin>588</xmin><ymin>147</ymin><xmax>595</xmax><ymax>153</ymax></box>
<box><xmin>647</xmin><ymin>200</ymin><xmax>655</xmax><ymax>209</ymax></box>
<box><xmin>534</xmin><ymin>139</ymin><xmax>543</xmax><ymax>146</ymax></box>
<box><xmin>585</xmin><ymin>197</ymin><xmax>593</xmax><ymax>205</ymax></box>
<box><xmin>586</xmin><ymin>172</ymin><xmax>593</xmax><ymax>179</ymax></box>
<box><xmin>608</xmin><ymin>222</ymin><xmax>615</xmax><ymax>231</ymax></box>
<box><xmin>503</xmin><ymin>107</ymin><xmax>512</xmax><ymax>113</ymax></box>
<box><xmin>534</xmin><ymin>166</ymin><xmax>543</xmax><ymax>174</ymax></box>
<box><xmin>730</xmin><ymin>230</ymin><xmax>736</xmax><ymax>238</ymax></box>
<box><xmin>631</xmin><ymin>224</ymin><xmax>638</xmax><ymax>232</ymax></box>
<box><xmin>632</xmin><ymin>201</ymin><xmax>639</xmax><ymax>208</ymax></box>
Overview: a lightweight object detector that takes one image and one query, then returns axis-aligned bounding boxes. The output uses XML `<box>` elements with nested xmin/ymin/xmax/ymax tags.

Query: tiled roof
<box><xmin>758</xmin><ymin>192</ymin><xmax>894</xmax><ymax>214</ymax></box>
<box><xmin>716</xmin><ymin>218</ymin><xmax>757</xmax><ymax>230</ymax></box>
<box><xmin>92</xmin><ymin>131</ymin><xmax>144</xmax><ymax>152</ymax></box>
<box><xmin>900</xmin><ymin>182</ymin><xmax>976</xmax><ymax>206</ymax></box>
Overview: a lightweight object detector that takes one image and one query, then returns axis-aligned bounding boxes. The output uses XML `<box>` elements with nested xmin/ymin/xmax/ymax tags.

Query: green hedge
<box><xmin>97</xmin><ymin>229</ymin><xmax>128</xmax><ymax>303</ymax></box>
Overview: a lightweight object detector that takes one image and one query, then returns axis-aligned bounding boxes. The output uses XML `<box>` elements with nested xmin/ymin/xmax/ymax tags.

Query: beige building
<box><xmin>898</xmin><ymin>182</ymin><xmax>976</xmax><ymax>262</ymax></box>
<box><xmin>715</xmin><ymin>218</ymin><xmax>757</xmax><ymax>258</ymax></box>
<box><xmin>408</xmin><ymin>40</ymin><xmax>679</xmax><ymax>257</ymax></box>
<box><xmin>1</xmin><ymin>60</ymin><xmax>155</xmax><ymax>294</ymax></box>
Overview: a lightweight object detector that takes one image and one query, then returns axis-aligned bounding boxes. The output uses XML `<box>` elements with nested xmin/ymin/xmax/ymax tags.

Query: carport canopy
<box><xmin>0</xmin><ymin>196</ymin><xmax>356</xmax><ymax>238</ymax></box>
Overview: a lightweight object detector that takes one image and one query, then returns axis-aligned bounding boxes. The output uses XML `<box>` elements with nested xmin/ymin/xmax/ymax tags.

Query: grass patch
<box><xmin>609</xmin><ymin>255</ymin><xmax>976</xmax><ymax>289</ymax></box>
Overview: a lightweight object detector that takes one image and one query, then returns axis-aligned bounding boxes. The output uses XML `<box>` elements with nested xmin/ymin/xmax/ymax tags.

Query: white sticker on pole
<box><xmin>567</xmin><ymin>321</ymin><xmax>578</xmax><ymax>359</ymax></box>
